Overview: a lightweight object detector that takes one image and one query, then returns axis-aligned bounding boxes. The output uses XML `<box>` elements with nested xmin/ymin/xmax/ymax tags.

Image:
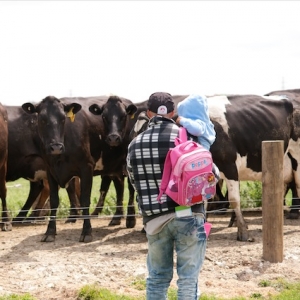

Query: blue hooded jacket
<box><xmin>177</xmin><ymin>94</ymin><xmax>216</xmax><ymax>150</ymax></box>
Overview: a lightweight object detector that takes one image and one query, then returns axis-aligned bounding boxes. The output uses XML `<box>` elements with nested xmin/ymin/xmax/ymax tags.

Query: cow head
<box><xmin>22</xmin><ymin>96</ymin><xmax>82</xmax><ymax>155</ymax></box>
<box><xmin>129</xmin><ymin>111</ymin><xmax>150</xmax><ymax>140</ymax></box>
<box><xmin>89</xmin><ymin>95</ymin><xmax>137</xmax><ymax>147</ymax></box>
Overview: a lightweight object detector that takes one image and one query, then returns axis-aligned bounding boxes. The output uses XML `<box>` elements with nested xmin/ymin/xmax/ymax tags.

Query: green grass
<box><xmin>78</xmin><ymin>285</ymin><xmax>140</xmax><ymax>300</ymax></box>
<box><xmin>4</xmin><ymin>179</ymin><xmax>292</xmax><ymax>219</ymax></box>
<box><xmin>5</xmin><ymin>176</ymin><xmax>134</xmax><ymax>220</ymax></box>
<box><xmin>221</xmin><ymin>181</ymin><xmax>292</xmax><ymax>209</ymax></box>
<box><xmin>0</xmin><ymin>294</ymin><xmax>37</xmax><ymax>300</ymax></box>
<box><xmin>74</xmin><ymin>279</ymin><xmax>300</xmax><ymax>300</ymax></box>
<box><xmin>1</xmin><ymin>277</ymin><xmax>299</xmax><ymax>300</ymax></box>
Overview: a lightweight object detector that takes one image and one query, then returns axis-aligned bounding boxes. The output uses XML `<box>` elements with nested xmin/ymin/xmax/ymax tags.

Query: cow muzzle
<box><xmin>49</xmin><ymin>142</ymin><xmax>65</xmax><ymax>155</ymax></box>
<box><xmin>106</xmin><ymin>134</ymin><xmax>121</xmax><ymax>147</ymax></box>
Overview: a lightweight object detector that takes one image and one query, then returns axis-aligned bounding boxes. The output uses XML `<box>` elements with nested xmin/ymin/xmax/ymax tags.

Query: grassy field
<box><xmin>4</xmin><ymin>178</ymin><xmax>292</xmax><ymax>220</ymax></box>
<box><xmin>5</xmin><ymin>176</ymin><xmax>134</xmax><ymax>220</ymax></box>
<box><xmin>1</xmin><ymin>279</ymin><xmax>300</xmax><ymax>300</ymax></box>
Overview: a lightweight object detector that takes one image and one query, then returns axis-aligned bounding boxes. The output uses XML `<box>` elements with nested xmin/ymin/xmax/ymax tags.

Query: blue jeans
<box><xmin>146</xmin><ymin>215</ymin><xmax>207</xmax><ymax>300</ymax></box>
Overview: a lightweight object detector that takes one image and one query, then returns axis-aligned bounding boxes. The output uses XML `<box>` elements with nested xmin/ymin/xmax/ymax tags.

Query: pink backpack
<box><xmin>157</xmin><ymin>127</ymin><xmax>217</xmax><ymax>206</ymax></box>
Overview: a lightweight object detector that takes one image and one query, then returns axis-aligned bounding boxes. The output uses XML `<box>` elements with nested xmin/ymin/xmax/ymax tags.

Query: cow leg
<box><xmin>78</xmin><ymin>169</ymin><xmax>93</xmax><ymax>243</ymax></box>
<box><xmin>288</xmin><ymin>198</ymin><xmax>300</xmax><ymax>219</ymax></box>
<box><xmin>90</xmin><ymin>176</ymin><xmax>112</xmax><ymax>216</ymax></box>
<box><xmin>286</xmin><ymin>179</ymin><xmax>300</xmax><ymax>219</ymax></box>
<box><xmin>0</xmin><ymin>165</ymin><xmax>11</xmax><ymax>231</ymax></box>
<box><xmin>29</xmin><ymin>178</ymin><xmax>81</xmax><ymax>223</ymax></box>
<box><xmin>41</xmin><ymin>174</ymin><xmax>59</xmax><ymax>242</ymax></box>
<box><xmin>226</xmin><ymin>179</ymin><xmax>249</xmax><ymax>241</ymax></box>
<box><xmin>109</xmin><ymin>175</ymin><xmax>125</xmax><ymax>226</ymax></box>
<box><xmin>284</xmin><ymin>153</ymin><xmax>300</xmax><ymax>219</ymax></box>
<box><xmin>126</xmin><ymin>177</ymin><xmax>136</xmax><ymax>228</ymax></box>
<box><xmin>13</xmin><ymin>180</ymin><xmax>44</xmax><ymax>223</ymax></box>
<box><xmin>228</xmin><ymin>210</ymin><xmax>237</xmax><ymax>227</ymax></box>
<box><xmin>27</xmin><ymin>179</ymin><xmax>50</xmax><ymax>221</ymax></box>
<box><xmin>206</xmin><ymin>180</ymin><xmax>229</xmax><ymax>219</ymax></box>
<box><xmin>65</xmin><ymin>177</ymin><xmax>81</xmax><ymax>223</ymax></box>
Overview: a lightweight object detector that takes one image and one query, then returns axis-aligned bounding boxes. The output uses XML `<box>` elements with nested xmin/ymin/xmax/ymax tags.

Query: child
<box><xmin>176</xmin><ymin>94</ymin><xmax>216</xmax><ymax>150</ymax></box>
<box><xmin>177</xmin><ymin>94</ymin><xmax>220</xmax><ymax>200</ymax></box>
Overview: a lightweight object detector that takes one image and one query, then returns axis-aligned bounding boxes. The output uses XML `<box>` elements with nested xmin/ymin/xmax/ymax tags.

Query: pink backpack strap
<box><xmin>157</xmin><ymin>127</ymin><xmax>187</xmax><ymax>203</ymax></box>
<box><xmin>157</xmin><ymin>151</ymin><xmax>172</xmax><ymax>203</ymax></box>
<box><xmin>175</xmin><ymin>127</ymin><xmax>188</xmax><ymax>145</ymax></box>
<box><xmin>179</xmin><ymin>127</ymin><xmax>188</xmax><ymax>141</ymax></box>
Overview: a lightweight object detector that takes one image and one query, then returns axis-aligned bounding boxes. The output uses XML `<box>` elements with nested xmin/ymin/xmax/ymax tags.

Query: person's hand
<box><xmin>176</xmin><ymin>116</ymin><xmax>181</xmax><ymax>125</ymax></box>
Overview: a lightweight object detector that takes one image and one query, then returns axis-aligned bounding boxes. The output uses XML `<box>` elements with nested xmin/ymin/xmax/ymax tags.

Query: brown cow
<box><xmin>0</xmin><ymin>103</ymin><xmax>9</xmax><ymax>231</ymax></box>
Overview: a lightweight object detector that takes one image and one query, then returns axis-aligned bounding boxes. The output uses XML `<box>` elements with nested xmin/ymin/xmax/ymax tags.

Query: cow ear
<box><xmin>89</xmin><ymin>104</ymin><xmax>103</xmax><ymax>115</ymax></box>
<box><xmin>64</xmin><ymin>103</ymin><xmax>82</xmax><ymax>115</ymax></box>
<box><xmin>126</xmin><ymin>104</ymin><xmax>137</xmax><ymax>118</ymax></box>
<box><xmin>64</xmin><ymin>103</ymin><xmax>81</xmax><ymax>122</ymax></box>
<box><xmin>22</xmin><ymin>103</ymin><xmax>36</xmax><ymax>114</ymax></box>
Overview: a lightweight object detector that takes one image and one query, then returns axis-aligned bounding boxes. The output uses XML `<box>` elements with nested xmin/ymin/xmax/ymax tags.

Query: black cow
<box><xmin>0</xmin><ymin>104</ymin><xmax>9</xmax><ymax>231</ymax></box>
<box><xmin>6</xmin><ymin>105</ymin><xmax>45</xmax><ymax>222</ymax></box>
<box><xmin>22</xmin><ymin>95</ymin><xmax>137</xmax><ymax>242</ymax></box>
<box><xmin>60</xmin><ymin>96</ymin><xmax>138</xmax><ymax>228</ymax></box>
<box><xmin>21</xmin><ymin>96</ymin><xmax>92</xmax><ymax>242</ymax></box>
<box><xmin>87</xmin><ymin>96</ymin><xmax>137</xmax><ymax>227</ymax></box>
<box><xmin>5</xmin><ymin>106</ymin><xmax>80</xmax><ymax>224</ymax></box>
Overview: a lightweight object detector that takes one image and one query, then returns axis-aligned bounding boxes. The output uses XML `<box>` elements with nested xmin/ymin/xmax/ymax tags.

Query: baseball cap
<box><xmin>147</xmin><ymin>92</ymin><xmax>175</xmax><ymax>115</ymax></box>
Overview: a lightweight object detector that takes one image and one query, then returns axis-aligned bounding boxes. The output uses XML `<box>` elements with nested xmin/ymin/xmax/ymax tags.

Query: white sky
<box><xmin>0</xmin><ymin>1</ymin><xmax>300</xmax><ymax>105</ymax></box>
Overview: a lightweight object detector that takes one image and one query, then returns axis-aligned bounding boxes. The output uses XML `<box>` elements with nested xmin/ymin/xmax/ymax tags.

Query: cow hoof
<box><xmin>286</xmin><ymin>212</ymin><xmax>299</xmax><ymax>219</ymax></box>
<box><xmin>237</xmin><ymin>233</ymin><xmax>249</xmax><ymax>242</ymax></box>
<box><xmin>41</xmin><ymin>235</ymin><xmax>55</xmax><ymax>242</ymax></box>
<box><xmin>126</xmin><ymin>217</ymin><xmax>136</xmax><ymax>228</ymax></box>
<box><xmin>1</xmin><ymin>222</ymin><xmax>12</xmax><ymax>231</ymax></box>
<box><xmin>109</xmin><ymin>218</ymin><xmax>121</xmax><ymax>226</ymax></box>
<box><xmin>79</xmin><ymin>234</ymin><xmax>92</xmax><ymax>243</ymax></box>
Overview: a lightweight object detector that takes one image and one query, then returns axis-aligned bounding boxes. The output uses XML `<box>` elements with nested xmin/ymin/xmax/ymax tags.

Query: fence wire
<box><xmin>1</xmin><ymin>198</ymin><xmax>299</xmax><ymax>224</ymax></box>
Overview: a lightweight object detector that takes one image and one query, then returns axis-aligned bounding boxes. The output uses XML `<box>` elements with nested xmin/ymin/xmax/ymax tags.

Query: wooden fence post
<box><xmin>262</xmin><ymin>141</ymin><xmax>284</xmax><ymax>263</ymax></box>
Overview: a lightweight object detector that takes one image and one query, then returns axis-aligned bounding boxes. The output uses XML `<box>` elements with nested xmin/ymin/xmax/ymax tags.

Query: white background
<box><xmin>0</xmin><ymin>1</ymin><xmax>299</xmax><ymax>105</ymax></box>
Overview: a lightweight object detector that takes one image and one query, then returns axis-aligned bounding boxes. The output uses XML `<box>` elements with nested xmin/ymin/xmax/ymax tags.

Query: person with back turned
<box><xmin>127</xmin><ymin>92</ymin><xmax>207</xmax><ymax>300</ymax></box>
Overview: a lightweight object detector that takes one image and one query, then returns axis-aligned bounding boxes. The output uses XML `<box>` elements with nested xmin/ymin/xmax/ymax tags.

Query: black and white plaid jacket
<box><xmin>127</xmin><ymin>115</ymin><xmax>205</xmax><ymax>224</ymax></box>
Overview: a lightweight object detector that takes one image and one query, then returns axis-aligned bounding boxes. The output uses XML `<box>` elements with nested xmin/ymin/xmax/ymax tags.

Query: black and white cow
<box><xmin>264</xmin><ymin>89</ymin><xmax>300</xmax><ymax>219</ymax></box>
<box><xmin>131</xmin><ymin>94</ymin><xmax>294</xmax><ymax>241</ymax></box>
<box><xmin>22</xmin><ymin>95</ymin><xmax>137</xmax><ymax>242</ymax></box>
<box><xmin>208</xmin><ymin>94</ymin><xmax>294</xmax><ymax>241</ymax></box>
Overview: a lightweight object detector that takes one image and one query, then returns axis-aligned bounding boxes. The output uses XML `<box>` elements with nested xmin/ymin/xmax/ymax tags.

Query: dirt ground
<box><xmin>0</xmin><ymin>211</ymin><xmax>300</xmax><ymax>300</ymax></box>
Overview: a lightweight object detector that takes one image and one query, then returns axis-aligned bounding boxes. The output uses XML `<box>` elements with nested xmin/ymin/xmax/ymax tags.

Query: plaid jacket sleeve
<box><xmin>126</xmin><ymin>142</ymin><xmax>136</xmax><ymax>190</ymax></box>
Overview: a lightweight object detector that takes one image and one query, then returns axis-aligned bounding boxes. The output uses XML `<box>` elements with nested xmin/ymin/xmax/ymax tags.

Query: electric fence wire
<box><xmin>1</xmin><ymin>198</ymin><xmax>299</xmax><ymax>224</ymax></box>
